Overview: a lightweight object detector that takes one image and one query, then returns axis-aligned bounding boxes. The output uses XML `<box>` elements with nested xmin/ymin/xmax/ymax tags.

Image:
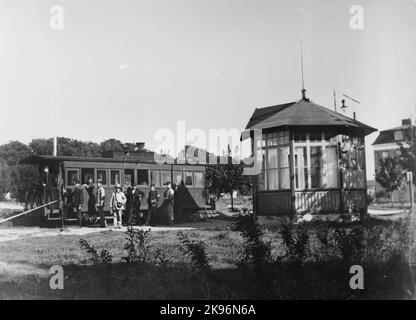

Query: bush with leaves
<box><xmin>233</xmin><ymin>214</ymin><xmax>272</xmax><ymax>270</ymax></box>
<box><xmin>280</xmin><ymin>223</ymin><xmax>310</xmax><ymax>264</ymax></box>
<box><xmin>79</xmin><ymin>239</ymin><xmax>113</xmax><ymax>264</ymax></box>
<box><xmin>123</xmin><ymin>226</ymin><xmax>152</xmax><ymax>264</ymax></box>
<box><xmin>333</xmin><ymin>226</ymin><xmax>365</xmax><ymax>261</ymax></box>
<box><xmin>177</xmin><ymin>231</ymin><xmax>210</xmax><ymax>272</ymax></box>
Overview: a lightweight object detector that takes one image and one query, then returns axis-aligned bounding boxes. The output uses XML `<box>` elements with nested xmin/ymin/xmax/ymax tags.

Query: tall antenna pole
<box><xmin>300</xmin><ymin>41</ymin><xmax>305</xmax><ymax>90</ymax></box>
<box><xmin>333</xmin><ymin>86</ymin><xmax>337</xmax><ymax>112</ymax></box>
<box><xmin>300</xmin><ymin>41</ymin><xmax>307</xmax><ymax>100</ymax></box>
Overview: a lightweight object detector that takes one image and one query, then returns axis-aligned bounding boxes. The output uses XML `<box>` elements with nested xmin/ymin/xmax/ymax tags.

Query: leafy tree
<box><xmin>0</xmin><ymin>141</ymin><xmax>31</xmax><ymax>165</ymax></box>
<box><xmin>0</xmin><ymin>142</ymin><xmax>40</xmax><ymax>201</ymax></box>
<box><xmin>100</xmin><ymin>139</ymin><xmax>125</xmax><ymax>152</ymax></box>
<box><xmin>29</xmin><ymin>138</ymin><xmax>53</xmax><ymax>155</ymax></box>
<box><xmin>376</xmin><ymin>125</ymin><xmax>416</xmax><ymax>191</ymax></box>
<box><xmin>56</xmin><ymin>137</ymin><xmax>101</xmax><ymax>157</ymax></box>
<box><xmin>206</xmin><ymin>145</ymin><xmax>251</xmax><ymax>210</ymax></box>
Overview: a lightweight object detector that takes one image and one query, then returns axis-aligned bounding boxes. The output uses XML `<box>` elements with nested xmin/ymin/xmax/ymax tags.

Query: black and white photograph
<box><xmin>0</xmin><ymin>0</ymin><xmax>415</xmax><ymax>304</ymax></box>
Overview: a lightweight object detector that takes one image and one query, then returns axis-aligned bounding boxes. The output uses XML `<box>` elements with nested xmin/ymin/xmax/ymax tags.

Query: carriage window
<box><xmin>150</xmin><ymin>170</ymin><xmax>160</xmax><ymax>186</ymax></box>
<box><xmin>124</xmin><ymin>169</ymin><xmax>135</xmax><ymax>187</ymax></box>
<box><xmin>67</xmin><ymin>169</ymin><xmax>79</xmax><ymax>185</ymax></box>
<box><xmin>194</xmin><ymin>172</ymin><xmax>204</xmax><ymax>188</ymax></box>
<box><xmin>160</xmin><ymin>171</ymin><xmax>171</xmax><ymax>186</ymax></box>
<box><xmin>173</xmin><ymin>171</ymin><xmax>183</xmax><ymax>185</ymax></box>
<box><xmin>81</xmin><ymin>168</ymin><xmax>94</xmax><ymax>184</ymax></box>
<box><xmin>137</xmin><ymin>169</ymin><xmax>149</xmax><ymax>186</ymax></box>
<box><xmin>110</xmin><ymin>170</ymin><xmax>121</xmax><ymax>185</ymax></box>
<box><xmin>184</xmin><ymin>171</ymin><xmax>193</xmax><ymax>186</ymax></box>
<box><xmin>96</xmin><ymin>169</ymin><xmax>107</xmax><ymax>185</ymax></box>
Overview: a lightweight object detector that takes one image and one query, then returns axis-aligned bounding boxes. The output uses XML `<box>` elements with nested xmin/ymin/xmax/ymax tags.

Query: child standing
<box><xmin>110</xmin><ymin>184</ymin><xmax>126</xmax><ymax>228</ymax></box>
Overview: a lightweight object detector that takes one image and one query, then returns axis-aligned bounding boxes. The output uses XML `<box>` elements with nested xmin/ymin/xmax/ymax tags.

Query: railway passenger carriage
<box><xmin>21</xmin><ymin>151</ymin><xmax>206</xmax><ymax>221</ymax></box>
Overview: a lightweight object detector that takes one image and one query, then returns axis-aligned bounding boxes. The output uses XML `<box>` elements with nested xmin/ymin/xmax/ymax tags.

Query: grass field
<box><xmin>0</xmin><ymin>216</ymin><xmax>415</xmax><ymax>299</ymax></box>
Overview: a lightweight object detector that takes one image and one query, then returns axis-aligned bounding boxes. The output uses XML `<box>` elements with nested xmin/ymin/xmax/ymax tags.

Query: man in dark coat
<box><xmin>61</xmin><ymin>187</ymin><xmax>74</xmax><ymax>221</ymax></box>
<box><xmin>146</xmin><ymin>184</ymin><xmax>160</xmax><ymax>226</ymax></box>
<box><xmin>95</xmin><ymin>179</ymin><xmax>106</xmax><ymax>228</ymax></box>
<box><xmin>73</xmin><ymin>180</ymin><xmax>84</xmax><ymax>227</ymax></box>
<box><xmin>128</xmin><ymin>184</ymin><xmax>145</xmax><ymax>225</ymax></box>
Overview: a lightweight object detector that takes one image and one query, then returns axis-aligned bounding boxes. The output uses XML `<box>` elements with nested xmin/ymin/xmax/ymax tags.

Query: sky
<box><xmin>0</xmin><ymin>0</ymin><xmax>415</xmax><ymax>179</ymax></box>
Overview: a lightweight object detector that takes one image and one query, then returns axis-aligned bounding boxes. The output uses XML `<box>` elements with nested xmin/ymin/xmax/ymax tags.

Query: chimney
<box><xmin>135</xmin><ymin>142</ymin><xmax>145</xmax><ymax>151</ymax></box>
<box><xmin>402</xmin><ymin>118</ymin><xmax>411</xmax><ymax>128</ymax></box>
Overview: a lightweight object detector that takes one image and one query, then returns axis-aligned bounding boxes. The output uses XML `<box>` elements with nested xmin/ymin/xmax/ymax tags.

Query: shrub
<box><xmin>122</xmin><ymin>226</ymin><xmax>152</xmax><ymax>263</ymax></box>
<box><xmin>233</xmin><ymin>214</ymin><xmax>272</xmax><ymax>270</ymax></box>
<box><xmin>177</xmin><ymin>231</ymin><xmax>210</xmax><ymax>271</ymax></box>
<box><xmin>333</xmin><ymin>226</ymin><xmax>365</xmax><ymax>261</ymax></box>
<box><xmin>280</xmin><ymin>223</ymin><xmax>310</xmax><ymax>264</ymax></box>
<box><xmin>79</xmin><ymin>239</ymin><xmax>113</xmax><ymax>264</ymax></box>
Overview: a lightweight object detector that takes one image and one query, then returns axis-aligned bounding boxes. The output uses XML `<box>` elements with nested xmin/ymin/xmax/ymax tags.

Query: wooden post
<box><xmin>289</xmin><ymin>130</ymin><xmax>296</xmax><ymax>215</ymax></box>
<box><xmin>361</xmin><ymin>134</ymin><xmax>368</xmax><ymax>213</ymax></box>
<box><xmin>59</xmin><ymin>164</ymin><xmax>64</xmax><ymax>231</ymax></box>
<box><xmin>407</xmin><ymin>171</ymin><xmax>414</xmax><ymax>209</ymax></box>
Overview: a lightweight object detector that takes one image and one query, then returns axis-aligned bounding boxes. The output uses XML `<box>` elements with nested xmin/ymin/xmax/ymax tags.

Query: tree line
<box><xmin>0</xmin><ymin>138</ymin><xmax>147</xmax><ymax>202</ymax></box>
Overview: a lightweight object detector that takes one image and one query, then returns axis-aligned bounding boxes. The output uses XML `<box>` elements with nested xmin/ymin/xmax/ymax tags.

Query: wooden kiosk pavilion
<box><xmin>245</xmin><ymin>91</ymin><xmax>377</xmax><ymax>216</ymax></box>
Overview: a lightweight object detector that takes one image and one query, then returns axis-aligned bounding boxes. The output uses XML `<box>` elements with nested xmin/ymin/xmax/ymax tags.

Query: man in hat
<box><xmin>72</xmin><ymin>180</ymin><xmax>84</xmax><ymax>227</ymax></box>
<box><xmin>110</xmin><ymin>184</ymin><xmax>126</xmax><ymax>228</ymax></box>
<box><xmin>95</xmin><ymin>179</ymin><xmax>106</xmax><ymax>228</ymax></box>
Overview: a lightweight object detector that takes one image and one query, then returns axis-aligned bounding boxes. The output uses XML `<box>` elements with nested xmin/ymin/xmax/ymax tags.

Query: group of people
<box><xmin>62</xmin><ymin>178</ymin><xmax>177</xmax><ymax>228</ymax></box>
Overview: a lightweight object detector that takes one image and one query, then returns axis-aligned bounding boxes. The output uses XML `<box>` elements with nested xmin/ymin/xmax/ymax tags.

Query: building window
<box><xmin>110</xmin><ymin>170</ymin><xmax>121</xmax><ymax>186</ymax></box>
<box><xmin>324</xmin><ymin>147</ymin><xmax>338</xmax><ymax>188</ymax></box>
<box><xmin>266</xmin><ymin>148</ymin><xmax>278</xmax><ymax>190</ymax></box>
<box><xmin>96</xmin><ymin>169</ymin><xmax>107</xmax><ymax>185</ymax></box>
<box><xmin>310</xmin><ymin>146</ymin><xmax>323</xmax><ymax>188</ymax></box>
<box><xmin>294</xmin><ymin>146</ymin><xmax>308</xmax><ymax>189</ymax></box>
<box><xmin>293</xmin><ymin>132</ymin><xmax>341</xmax><ymax>190</ymax></box>
<box><xmin>150</xmin><ymin>170</ymin><xmax>160</xmax><ymax>187</ymax></box>
<box><xmin>81</xmin><ymin>168</ymin><xmax>94</xmax><ymax>184</ymax></box>
<box><xmin>279</xmin><ymin>147</ymin><xmax>290</xmax><ymax>189</ymax></box>
<box><xmin>67</xmin><ymin>169</ymin><xmax>79</xmax><ymax>185</ymax></box>
<box><xmin>394</xmin><ymin>130</ymin><xmax>403</xmax><ymax>141</ymax></box>
<box><xmin>137</xmin><ymin>169</ymin><xmax>149</xmax><ymax>186</ymax></box>
<box><xmin>258</xmin><ymin>130</ymin><xmax>290</xmax><ymax>191</ymax></box>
